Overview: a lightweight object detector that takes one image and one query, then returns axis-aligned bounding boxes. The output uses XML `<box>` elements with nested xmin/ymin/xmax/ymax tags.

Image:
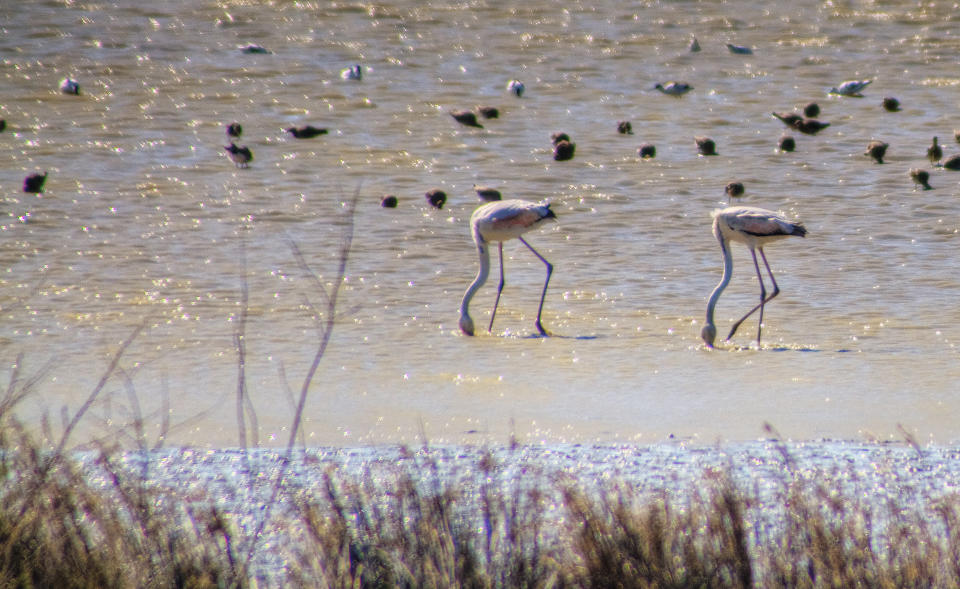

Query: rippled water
<box><xmin>3</xmin><ymin>0</ymin><xmax>960</xmax><ymax>447</ymax></box>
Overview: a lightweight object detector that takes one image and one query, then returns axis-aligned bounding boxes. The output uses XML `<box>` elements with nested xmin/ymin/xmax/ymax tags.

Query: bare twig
<box><xmin>55</xmin><ymin>322</ymin><xmax>145</xmax><ymax>457</ymax></box>
<box><xmin>243</xmin><ymin>189</ymin><xmax>359</xmax><ymax>568</ymax></box>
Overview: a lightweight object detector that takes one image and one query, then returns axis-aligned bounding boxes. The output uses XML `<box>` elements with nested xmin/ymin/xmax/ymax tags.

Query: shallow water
<box><xmin>3</xmin><ymin>0</ymin><xmax>960</xmax><ymax>447</ymax></box>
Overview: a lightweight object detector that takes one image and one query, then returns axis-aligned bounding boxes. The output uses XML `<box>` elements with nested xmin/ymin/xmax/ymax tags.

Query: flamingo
<box><xmin>701</xmin><ymin>206</ymin><xmax>807</xmax><ymax>348</ymax></box>
<box><xmin>459</xmin><ymin>199</ymin><xmax>557</xmax><ymax>336</ymax></box>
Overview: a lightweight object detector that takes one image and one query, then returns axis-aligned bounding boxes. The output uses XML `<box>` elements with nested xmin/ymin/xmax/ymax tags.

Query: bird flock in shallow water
<box><xmin>16</xmin><ymin>39</ymin><xmax>960</xmax><ymax>350</ymax></box>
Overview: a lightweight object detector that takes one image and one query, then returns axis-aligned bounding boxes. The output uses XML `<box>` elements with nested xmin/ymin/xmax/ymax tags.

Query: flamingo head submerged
<box><xmin>700</xmin><ymin>323</ymin><xmax>717</xmax><ymax>348</ymax></box>
<box><xmin>459</xmin><ymin>313</ymin><xmax>476</xmax><ymax>336</ymax></box>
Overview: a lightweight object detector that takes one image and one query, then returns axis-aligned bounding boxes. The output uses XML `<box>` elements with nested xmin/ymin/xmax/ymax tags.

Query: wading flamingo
<box><xmin>701</xmin><ymin>206</ymin><xmax>807</xmax><ymax>348</ymax></box>
<box><xmin>460</xmin><ymin>199</ymin><xmax>557</xmax><ymax>336</ymax></box>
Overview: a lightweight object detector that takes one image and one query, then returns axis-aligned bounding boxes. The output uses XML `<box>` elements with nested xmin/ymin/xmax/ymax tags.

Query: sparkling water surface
<box><xmin>2</xmin><ymin>1</ymin><xmax>960</xmax><ymax>447</ymax></box>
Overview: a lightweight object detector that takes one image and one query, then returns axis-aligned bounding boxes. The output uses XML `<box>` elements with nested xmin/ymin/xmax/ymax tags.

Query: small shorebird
<box><xmin>695</xmin><ymin>136</ymin><xmax>717</xmax><ymax>156</ymax></box>
<box><xmin>701</xmin><ymin>206</ymin><xmax>807</xmax><ymax>348</ymax></box>
<box><xmin>772</xmin><ymin>111</ymin><xmax>803</xmax><ymax>128</ymax></box>
<box><xmin>864</xmin><ymin>140</ymin><xmax>888</xmax><ymax>164</ymax></box>
<box><xmin>727</xmin><ymin>43</ymin><xmax>753</xmax><ymax>54</ymax></box>
<box><xmin>638</xmin><ymin>143</ymin><xmax>656</xmax><ymax>159</ymax></box>
<box><xmin>425</xmin><ymin>189</ymin><xmax>446</xmax><ymax>209</ymax></box>
<box><xmin>927</xmin><ymin>136</ymin><xmax>942</xmax><ymax>163</ymax></box>
<box><xmin>829</xmin><ymin>79</ymin><xmax>872</xmax><ymax>96</ymax></box>
<box><xmin>909</xmin><ymin>168</ymin><xmax>932</xmax><ymax>190</ymax></box>
<box><xmin>473</xmin><ymin>185</ymin><xmax>502</xmax><ymax>202</ymax></box>
<box><xmin>617</xmin><ymin>121</ymin><xmax>633</xmax><ymax>135</ymax></box>
<box><xmin>725</xmin><ymin>181</ymin><xmax>744</xmax><ymax>202</ymax></box>
<box><xmin>226</xmin><ymin>122</ymin><xmax>242</xmax><ymax>139</ymax></box>
<box><xmin>224</xmin><ymin>143</ymin><xmax>253</xmax><ymax>168</ymax></box>
<box><xmin>239</xmin><ymin>44</ymin><xmax>270</xmax><ymax>54</ymax></box>
<box><xmin>286</xmin><ymin>125</ymin><xmax>328</xmax><ymax>139</ymax></box>
<box><xmin>654</xmin><ymin>81</ymin><xmax>692</xmax><ymax>96</ymax></box>
<box><xmin>506</xmin><ymin>80</ymin><xmax>525</xmax><ymax>97</ymax></box>
<box><xmin>60</xmin><ymin>78</ymin><xmax>80</xmax><ymax>95</ymax></box>
<box><xmin>553</xmin><ymin>139</ymin><xmax>575</xmax><ymax>161</ymax></box>
<box><xmin>940</xmin><ymin>154</ymin><xmax>960</xmax><ymax>170</ymax></box>
<box><xmin>460</xmin><ymin>199</ymin><xmax>557</xmax><ymax>336</ymax></box>
<box><xmin>551</xmin><ymin>132</ymin><xmax>570</xmax><ymax>145</ymax></box>
<box><xmin>803</xmin><ymin>102</ymin><xmax>820</xmax><ymax>117</ymax></box>
<box><xmin>778</xmin><ymin>135</ymin><xmax>796</xmax><ymax>152</ymax></box>
<box><xmin>793</xmin><ymin>118</ymin><xmax>830</xmax><ymax>135</ymax></box>
<box><xmin>380</xmin><ymin>195</ymin><xmax>398</xmax><ymax>208</ymax></box>
<box><xmin>882</xmin><ymin>97</ymin><xmax>901</xmax><ymax>112</ymax></box>
<box><xmin>450</xmin><ymin>110</ymin><xmax>483</xmax><ymax>128</ymax></box>
<box><xmin>689</xmin><ymin>37</ymin><xmax>701</xmax><ymax>52</ymax></box>
<box><xmin>340</xmin><ymin>65</ymin><xmax>362</xmax><ymax>80</ymax></box>
<box><xmin>477</xmin><ymin>106</ymin><xmax>499</xmax><ymax>119</ymax></box>
<box><xmin>23</xmin><ymin>172</ymin><xmax>47</xmax><ymax>193</ymax></box>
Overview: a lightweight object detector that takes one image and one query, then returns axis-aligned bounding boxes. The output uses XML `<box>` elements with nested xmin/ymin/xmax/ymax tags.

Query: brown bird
<box><xmin>23</xmin><ymin>172</ymin><xmax>47</xmax><ymax>193</ymax></box>
<box><xmin>226</xmin><ymin>122</ymin><xmax>242</xmax><ymax>139</ymax></box>
<box><xmin>864</xmin><ymin>140</ymin><xmax>888</xmax><ymax>164</ymax></box>
<box><xmin>954</xmin><ymin>130</ymin><xmax>960</xmax><ymax>144</ymax></box>
<box><xmin>473</xmin><ymin>184</ymin><xmax>502</xmax><ymax>202</ymax></box>
<box><xmin>882</xmin><ymin>97</ymin><xmax>901</xmax><ymax>112</ymax></box>
<box><xmin>778</xmin><ymin>135</ymin><xmax>796</xmax><ymax>152</ymax></box>
<box><xmin>617</xmin><ymin>121</ymin><xmax>633</xmax><ymax>135</ymax></box>
<box><xmin>224</xmin><ymin>143</ymin><xmax>253</xmax><ymax>167</ymax></box>
<box><xmin>0</xmin><ymin>119</ymin><xmax>6</xmax><ymax>133</ymax></box>
<box><xmin>695</xmin><ymin>136</ymin><xmax>717</xmax><ymax>156</ymax></box>
<box><xmin>380</xmin><ymin>195</ymin><xmax>398</xmax><ymax>208</ymax></box>
<box><xmin>793</xmin><ymin>118</ymin><xmax>830</xmax><ymax>135</ymax></box>
<box><xmin>803</xmin><ymin>102</ymin><xmax>820</xmax><ymax>118</ymax></box>
<box><xmin>941</xmin><ymin>154</ymin><xmax>960</xmax><ymax>170</ymax></box>
<box><xmin>725</xmin><ymin>181</ymin><xmax>744</xmax><ymax>202</ymax></box>
<box><xmin>286</xmin><ymin>125</ymin><xmax>328</xmax><ymax>139</ymax></box>
<box><xmin>551</xmin><ymin>132</ymin><xmax>570</xmax><ymax>145</ymax></box>
<box><xmin>638</xmin><ymin>143</ymin><xmax>656</xmax><ymax>159</ymax></box>
<box><xmin>477</xmin><ymin>106</ymin><xmax>499</xmax><ymax>119</ymax></box>
<box><xmin>450</xmin><ymin>110</ymin><xmax>483</xmax><ymax>128</ymax></box>
<box><xmin>553</xmin><ymin>140</ymin><xmax>576</xmax><ymax>161</ymax></box>
<box><xmin>772</xmin><ymin>111</ymin><xmax>803</xmax><ymax>128</ymax></box>
<box><xmin>909</xmin><ymin>168</ymin><xmax>932</xmax><ymax>190</ymax></box>
<box><xmin>425</xmin><ymin>189</ymin><xmax>447</xmax><ymax>209</ymax></box>
<box><xmin>927</xmin><ymin>136</ymin><xmax>942</xmax><ymax>163</ymax></box>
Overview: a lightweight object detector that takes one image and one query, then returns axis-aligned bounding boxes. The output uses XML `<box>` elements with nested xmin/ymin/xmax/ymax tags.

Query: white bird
<box><xmin>59</xmin><ymin>77</ymin><xmax>80</xmax><ymax>95</ymax></box>
<box><xmin>701</xmin><ymin>206</ymin><xmax>807</xmax><ymax>348</ymax></box>
<box><xmin>654</xmin><ymin>81</ymin><xmax>692</xmax><ymax>96</ymax></box>
<box><xmin>460</xmin><ymin>199</ymin><xmax>557</xmax><ymax>336</ymax></box>
<box><xmin>829</xmin><ymin>79</ymin><xmax>872</xmax><ymax>96</ymax></box>
<box><xmin>506</xmin><ymin>79</ymin><xmax>525</xmax><ymax>97</ymax></box>
<box><xmin>340</xmin><ymin>64</ymin><xmax>362</xmax><ymax>80</ymax></box>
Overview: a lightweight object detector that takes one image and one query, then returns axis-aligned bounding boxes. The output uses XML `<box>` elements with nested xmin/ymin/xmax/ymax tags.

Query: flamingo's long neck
<box><xmin>459</xmin><ymin>229</ymin><xmax>491</xmax><ymax>335</ymax></box>
<box><xmin>702</xmin><ymin>233</ymin><xmax>733</xmax><ymax>346</ymax></box>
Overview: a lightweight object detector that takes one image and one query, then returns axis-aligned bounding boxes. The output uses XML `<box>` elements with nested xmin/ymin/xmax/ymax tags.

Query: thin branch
<box><xmin>243</xmin><ymin>189</ymin><xmax>359</xmax><ymax>568</ymax></box>
<box><xmin>55</xmin><ymin>323</ymin><xmax>146</xmax><ymax>457</ymax></box>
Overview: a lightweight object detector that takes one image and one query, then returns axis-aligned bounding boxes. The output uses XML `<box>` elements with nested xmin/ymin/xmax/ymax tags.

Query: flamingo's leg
<box><xmin>519</xmin><ymin>237</ymin><xmax>553</xmax><ymax>336</ymax></box>
<box><xmin>726</xmin><ymin>248</ymin><xmax>780</xmax><ymax>343</ymax></box>
<box><xmin>488</xmin><ymin>242</ymin><xmax>505</xmax><ymax>332</ymax></box>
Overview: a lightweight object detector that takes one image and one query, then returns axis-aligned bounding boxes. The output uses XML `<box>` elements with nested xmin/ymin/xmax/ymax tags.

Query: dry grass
<box><xmin>1</xmin><ymin>423</ymin><xmax>960</xmax><ymax>587</ymax></box>
<box><xmin>0</xmin><ymin>420</ymin><xmax>246</xmax><ymax>588</ymax></box>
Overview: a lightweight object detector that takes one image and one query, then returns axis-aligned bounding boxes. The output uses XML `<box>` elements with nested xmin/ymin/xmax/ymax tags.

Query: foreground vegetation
<box><xmin>3</xmin><ymin>421</ymin><xmax>960</xmax><ymax>588</ymax></box>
